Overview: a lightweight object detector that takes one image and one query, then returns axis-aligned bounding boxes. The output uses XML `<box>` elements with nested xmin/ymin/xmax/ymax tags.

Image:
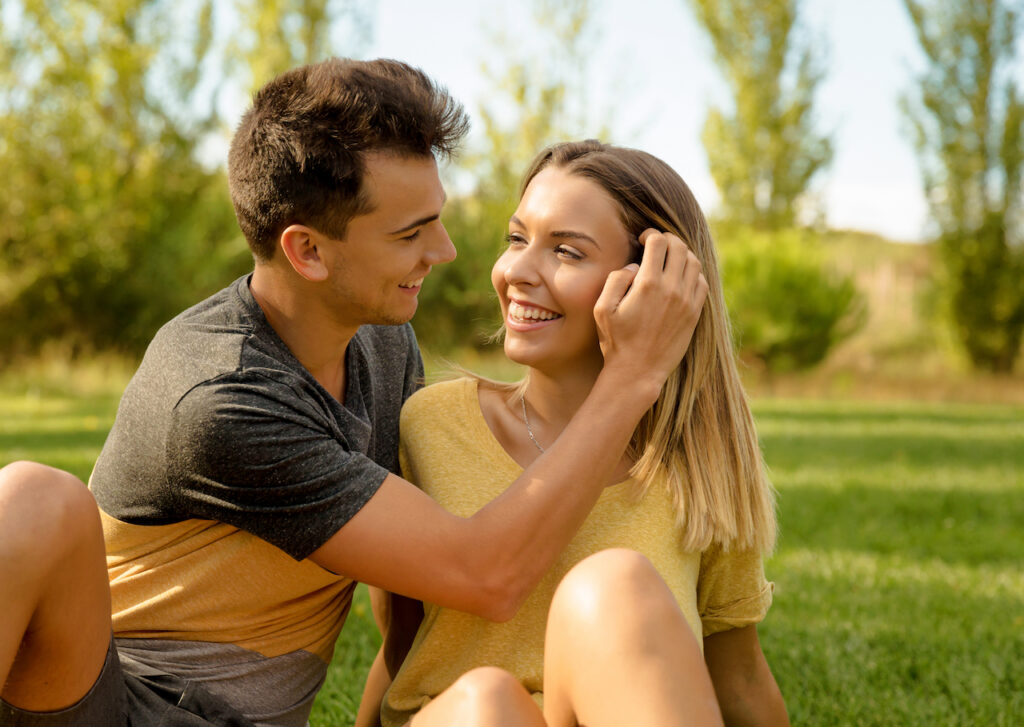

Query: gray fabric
<box><xmin>91</xmin><ymin>274</ymin><xmax>423</xmax><ymax>559</ymax></box>
<box><xmin>0</xmin><ymin>637</ymin><xmax>255</xmax><ymax>727</ymax></box>
<box><xmin>116</xmin><ymin>639</ymin><xmax>323</xmax><ymax>727</ymax></box>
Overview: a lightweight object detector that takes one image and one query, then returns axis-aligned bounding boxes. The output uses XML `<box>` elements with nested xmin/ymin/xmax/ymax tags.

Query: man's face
<box><xmin>321</xmin><ymin>152</ymin><xmax>455</xmax><ymax>329</ymax></box>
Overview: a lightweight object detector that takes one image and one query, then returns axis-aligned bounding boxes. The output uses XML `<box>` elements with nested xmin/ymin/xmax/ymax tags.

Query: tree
<box><xmin>687</xmin><ymin>0</ymin><xmax>832</xmax><ymax>229</ymax></box>
<box><xmin>226</xmin><ymin>0</ymin><xmax>373</xmax><ymax>92</ymax></box>
<box><xmin>0</xmin><ymin>0</ymin><xmax>245</xmax><ymax>357</ymax></box>
<box><xmin>0</xmin><ymin>0</ymin><xmax>373</xmax><ymax>360</ymax></box>
<box><xmin>415</xmin><ymin>0</ymin><xmax>612</xmax><ymax>352</ymax></box>
<box><xmin>902</xmin><ymin>0</ymin><xmax>1024</xmax><ymax>372</ymax></box>
<box><xmin>718</xmin><ymin>228</ymin><xmax>863</xmax><ymax>372</ymax></box>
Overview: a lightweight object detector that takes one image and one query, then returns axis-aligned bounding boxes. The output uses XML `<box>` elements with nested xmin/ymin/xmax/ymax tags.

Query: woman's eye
<box><xmin>505</xmin><ymin>233</ymin><xmax>527</xmax><ymax>247</ymax></box>
<box><xmin>555</xmin><ymin>245</ymin><xmax>583</xmax><ymax>260</ymax></box>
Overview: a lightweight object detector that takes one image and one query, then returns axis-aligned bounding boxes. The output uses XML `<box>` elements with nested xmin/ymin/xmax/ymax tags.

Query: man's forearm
<box><xmin>455</xmin><ymin>369</ymin><xmax>658</xmax><ymax>618</ymax></box>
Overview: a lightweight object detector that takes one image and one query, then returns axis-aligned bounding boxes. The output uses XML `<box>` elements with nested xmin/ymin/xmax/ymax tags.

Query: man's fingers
<box><xmin>693</xmin><ymin>272</ymin><xmax>710</xmax><ymax>308</ymax></box>
<box><xmin>595</xmin><ymin>264</ymin><xmax>640</xmax><ymax>318</ymax></box>
<box><xmin>637</xmin><ymin>229</ymin><xmax>693</xmax><ymax>283</ymax></box>
<box><xmin>635</xmin><ymin>229</ymin><xmax>668</xmax><ymax>282</ymax></box>
<box><xmin>680</xmin><ymin>248</ymin><xmax>703</xmax><ymax>295</ymax></box>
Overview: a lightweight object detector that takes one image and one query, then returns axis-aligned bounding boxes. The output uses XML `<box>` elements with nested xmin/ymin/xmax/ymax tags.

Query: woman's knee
<box><xmin>552</xmin><ymin>549</ymin><xmax>667</xmax><ymax>616</ymax></box>
<box><xmin>450</xmin><ymin>666</ymin><xmax>524</xmax><ymax>702</ymax></box>
<box><xmin>439</xmin><ymin>667</ymin><xmax>535</xmax><ymax>724</ymax></box>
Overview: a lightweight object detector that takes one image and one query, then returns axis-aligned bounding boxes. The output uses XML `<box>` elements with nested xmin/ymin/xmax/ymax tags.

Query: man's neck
<box><xmin>250</xmin><ymin>265</ymin><xmax>355</xmax><ymax>402</ymax></box>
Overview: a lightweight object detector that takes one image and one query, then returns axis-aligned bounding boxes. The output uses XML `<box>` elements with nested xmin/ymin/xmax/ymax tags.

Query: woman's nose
<box><xmin>503</xmin><ymin>246</ymin><xmax>542</xmax><ymax>286</ymax></box>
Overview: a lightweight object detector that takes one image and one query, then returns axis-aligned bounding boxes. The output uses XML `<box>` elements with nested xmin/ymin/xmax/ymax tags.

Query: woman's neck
<box><xmin>520</xmin><ymin>365</ymin><xmax>601</xmax><ymax>445</ymax></box>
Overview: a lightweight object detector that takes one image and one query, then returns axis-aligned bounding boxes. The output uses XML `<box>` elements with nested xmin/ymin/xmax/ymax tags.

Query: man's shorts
<box><xmin>0</xmin><ymin>636</ymin><xmax>254</xmax><ymax>727</ymax></box>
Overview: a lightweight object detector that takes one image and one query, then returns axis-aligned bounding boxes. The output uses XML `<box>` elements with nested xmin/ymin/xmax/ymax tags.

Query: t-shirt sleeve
<box><xmin>696</xmin><ymin>542</ymin><xmax>774</xmax><ymax>637</ymax></box>
<box><xmin>165</xmin><ymin>372</ymin><xmax>388</xmax><ymax>561</ymax></box>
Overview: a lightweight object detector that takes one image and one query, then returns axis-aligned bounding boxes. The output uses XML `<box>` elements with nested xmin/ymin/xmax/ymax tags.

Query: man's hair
<box><xmin>227</xmin><ymin>58</ymin><xmax>469</xmax><ymax>261</ymax></box>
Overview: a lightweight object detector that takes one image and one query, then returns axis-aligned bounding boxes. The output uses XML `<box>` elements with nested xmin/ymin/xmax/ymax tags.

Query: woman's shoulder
<box><xmin>401</xmin><ymin>376</ymin><xmax>477</xmax><ymax>422</ymax></box>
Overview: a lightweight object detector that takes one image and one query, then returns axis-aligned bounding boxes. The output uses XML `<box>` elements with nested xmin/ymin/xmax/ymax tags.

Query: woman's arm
<box><xmin>703</xmin><ymin>625</ymin><xmax>789</xmax><ymax>727</ymax></box>
<box><xmin>355</xmin><ymin>647</ymin><xmax>390</xmax><ymax>727</ymax></box>
<box><xmin>355</xmin><ymin>587</ymin><xmax>426</xmax><ymax>727</ymax></box>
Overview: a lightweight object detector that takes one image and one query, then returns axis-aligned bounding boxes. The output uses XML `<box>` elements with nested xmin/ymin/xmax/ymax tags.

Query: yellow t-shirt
<box><xmin>381</xmin><ymin>378</ymin><xmax>773</xmax><ymax>727</ymax></box>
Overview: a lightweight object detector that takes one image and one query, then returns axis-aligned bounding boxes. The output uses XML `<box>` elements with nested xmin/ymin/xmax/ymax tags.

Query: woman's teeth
<box><xmin>509</xmin><ymin>301</ymin><xmax>561</xmax><ymax>321</ymax></box>
<box><xmin>399</xmin><ymin>278</ymin><xmax>424</xmax><ymax>288</ymax></box>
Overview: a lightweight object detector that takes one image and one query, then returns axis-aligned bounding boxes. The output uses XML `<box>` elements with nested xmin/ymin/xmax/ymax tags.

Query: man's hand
<box><xmin>594</xmin><ymin>228</ymin><xmax>709</xmax><ymax>402</ymax></box>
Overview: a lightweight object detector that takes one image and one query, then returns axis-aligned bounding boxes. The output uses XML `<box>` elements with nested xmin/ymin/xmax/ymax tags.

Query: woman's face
<box><xmin>492</xmin><ymin>166</ymin><xmax>635</xmax><ymax>374</ymax></box>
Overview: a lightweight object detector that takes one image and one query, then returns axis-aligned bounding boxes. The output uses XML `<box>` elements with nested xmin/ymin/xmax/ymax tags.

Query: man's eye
<box><xmin>402</xmin><ymin>230</ymin><xmax>422</xmax><ymax>241</ymax></box>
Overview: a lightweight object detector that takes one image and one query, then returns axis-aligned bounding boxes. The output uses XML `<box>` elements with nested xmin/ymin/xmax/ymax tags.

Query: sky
<box><xmin>365</xmin><ymin>0</ymin><xmax>935</xmax><ymax>242</ymax></box>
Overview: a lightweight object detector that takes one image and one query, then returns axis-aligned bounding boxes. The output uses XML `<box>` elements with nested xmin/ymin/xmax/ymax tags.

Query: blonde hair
<box><xmin>497</xmin><ymin>140</ymin><xmax>777</xmax><ymax>553</ymax></box>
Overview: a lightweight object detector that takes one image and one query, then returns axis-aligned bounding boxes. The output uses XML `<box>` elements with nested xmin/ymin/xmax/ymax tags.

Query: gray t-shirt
<box><xmin>92</xmin><ymin>274</ymin><xmax>422</xmax><ymax>559</ymax></box>
<box><xmin>89</xmin><ymin>275</ymin><xmax>423</xmax><ymax>726</ymax></box>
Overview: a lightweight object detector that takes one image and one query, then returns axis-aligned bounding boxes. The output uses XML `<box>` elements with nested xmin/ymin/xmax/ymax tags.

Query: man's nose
<box><xmin>427</xmin><ymin>223</ymin><xmax>457</xmax><ymax>265</ymax></box>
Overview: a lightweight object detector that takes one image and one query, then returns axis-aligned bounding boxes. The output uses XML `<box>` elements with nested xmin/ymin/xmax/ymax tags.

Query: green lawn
<box><xmin>1</xmin><ymin>370</ymin><xmax>1021</xmax><ymax>726</ymax></box>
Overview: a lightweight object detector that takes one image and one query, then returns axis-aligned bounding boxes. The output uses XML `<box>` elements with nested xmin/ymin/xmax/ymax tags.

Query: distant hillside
<box><xmin>820</xmin><ymin>229</ymin><xmax>940</xmax><ymax>373</ymax></box>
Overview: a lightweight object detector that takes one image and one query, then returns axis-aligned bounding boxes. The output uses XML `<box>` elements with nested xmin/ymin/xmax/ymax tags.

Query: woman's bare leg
<box><xmin>542</xmin><ymin>549</ymin><xmax>724</xmax><ymax>727</ymax></box>
<box><xmin>0</xmin><ymin>462</ymin><xmax>112</xmax><ymax>711</ymax></box>
<box><xmin>409</xmin><ymin>666</ymin><xmax>546</xmax><ymax>727</ymax></box>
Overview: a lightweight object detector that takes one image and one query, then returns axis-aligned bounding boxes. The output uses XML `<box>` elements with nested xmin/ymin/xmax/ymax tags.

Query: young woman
<box><xmin>358</xmin><ymin>140</ymin><xmax>787</xmax><ymax>727</ymax></box>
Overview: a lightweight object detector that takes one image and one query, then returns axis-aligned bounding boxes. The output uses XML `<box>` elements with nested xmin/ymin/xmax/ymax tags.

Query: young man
<box><xmin>0</xmin><ymin>58</ymin><xmax>708</xmax><ymax>726</ymax></box>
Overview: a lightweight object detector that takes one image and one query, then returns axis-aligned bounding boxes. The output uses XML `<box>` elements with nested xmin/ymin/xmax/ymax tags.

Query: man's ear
<box><xmin>279</xmin><ymin>224</ymin><xmax>329</xmax><ymax>282</ymax></box>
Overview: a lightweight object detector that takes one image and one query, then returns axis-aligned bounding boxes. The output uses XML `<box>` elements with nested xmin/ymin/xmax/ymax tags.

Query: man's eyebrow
<box><xmin>389</xmin><ymin>192</ymin><xmax>447</xmax><ymax>236</ymax></box>
<box><xmin>509</xmin><ymin>215</ymin><xmax>600</xmax><ymax>248</ymax></box>
<box><xmin>388</xmin><ymin>213</ymin><xmax>440</xmax><ymax>236</ymax></box>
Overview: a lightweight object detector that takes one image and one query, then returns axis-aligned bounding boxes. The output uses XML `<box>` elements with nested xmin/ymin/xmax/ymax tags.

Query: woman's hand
<box><xmin>594</xmin><ymin>228</ymin><xmax>708</xmax><ymax>404</ymax></box>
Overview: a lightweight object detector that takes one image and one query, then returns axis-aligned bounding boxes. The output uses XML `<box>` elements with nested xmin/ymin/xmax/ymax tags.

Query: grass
<box><xmin>1</xmin><ymin>361</ymin><xmax>1021</xmax><ymax>726</ymax></box>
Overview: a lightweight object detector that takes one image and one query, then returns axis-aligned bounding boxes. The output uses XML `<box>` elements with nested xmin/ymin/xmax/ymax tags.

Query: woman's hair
<box><xmin>510</xmin><ymin>139</ymin><xmax>777</xmax><ymax>553</ymax></box>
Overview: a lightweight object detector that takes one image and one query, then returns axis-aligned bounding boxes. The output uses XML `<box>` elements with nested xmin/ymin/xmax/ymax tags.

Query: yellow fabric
<box><xmin>101</xmin><ymin>512</ymin><xmax>353</xmax><ymax>662</ymax></box>
<box><xmin>381</xmin><ymin>378</ymin><xmax>772</xmax><ymax>726</ymax></box>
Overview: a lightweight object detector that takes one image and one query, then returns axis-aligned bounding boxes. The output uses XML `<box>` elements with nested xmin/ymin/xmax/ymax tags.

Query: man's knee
<box><xmin>0</xmin><ymin>461</ymin><xmax>100</xmax><ymax>564</ymax></box>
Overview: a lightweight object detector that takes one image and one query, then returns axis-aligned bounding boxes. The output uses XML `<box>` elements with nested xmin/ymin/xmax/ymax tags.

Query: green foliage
<box><xmin>687</xmin><ymin>0</ymin><xmax>832</xmax><ymax>229</ymax></box>
<box><xmin>225</xmin><ymin>0</ymin><xmax>372</xmax><ymax>93</ymax></box>
<box><xmin>415</xmin><ymin>0</ymin><xmax>610</xmax><ymax>353</ymax></box>
<box><xmin>902</xmin><ymin>0</ymin><xmax>1024</xmax><ymax>372</ymax></box>
<box><xmin>719</xmin><ymin>228</ymin><xmax>863</xmax><ymax>371</ymax></box>
<box><xmin>0</xmin><ymin>0</ymin><xmax>371</xmax><ymax>361</ymax></box>
<box><xmin>0</xmin><ymin>0</ymin><xmax>248</xmax><ymax>357</ymax></box>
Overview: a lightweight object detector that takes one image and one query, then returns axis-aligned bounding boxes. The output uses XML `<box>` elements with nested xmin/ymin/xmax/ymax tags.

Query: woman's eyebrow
<box><xmin>550</xmin><ymin>230</ymin><xmax>600</xmax><ymax>248</ymax></box>
<box><xmin>509</xmin><ymin>215</ymin><xmax>600</xmax><ymax>248</ymax></box>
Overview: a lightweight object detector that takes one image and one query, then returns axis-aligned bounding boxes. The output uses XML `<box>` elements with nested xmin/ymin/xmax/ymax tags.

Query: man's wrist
<box><xmin>590</xmin><ymin>367</ymin><xmax>662</xmax><ymax>420</ymax></box>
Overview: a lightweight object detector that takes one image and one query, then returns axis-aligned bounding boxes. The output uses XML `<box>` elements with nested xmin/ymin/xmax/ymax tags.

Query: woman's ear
<box><xmin>279</xmin><ymin>224</ymin><xmax>329</xmax><ymax>282</ymax></box>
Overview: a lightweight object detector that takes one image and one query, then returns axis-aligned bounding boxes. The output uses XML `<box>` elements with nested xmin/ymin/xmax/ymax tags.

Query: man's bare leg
<box><xmin>542</xmin><ymin>549</ymin><xmax>724</xmax><ymax>727</ymax></box>
<box><xmin>0</xmin><ymin>462</ymin><xmax>111</xmax><ymax>711</ymax></box>
<box><xmin>409</xmin><ymin>667</ymin><xmax>546</xmax><ymax>727</ymax></box>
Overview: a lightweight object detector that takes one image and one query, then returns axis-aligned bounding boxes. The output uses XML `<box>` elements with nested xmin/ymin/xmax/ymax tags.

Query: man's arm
<box><xmin>312</xmin><ymin>231</ymin><xmax>709</xmax><ymax>620</ymax></box>
<box><xmin>703</xmin><ymin>626</ymin><xmax>789</xmax><ymax>727</ymax></box>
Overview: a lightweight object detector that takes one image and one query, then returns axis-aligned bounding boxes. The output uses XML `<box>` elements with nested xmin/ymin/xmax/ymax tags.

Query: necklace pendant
<box><xmin>521</xmin><ymin>396</ymin><xmax>546</xmax><ymax>453</ymax></box>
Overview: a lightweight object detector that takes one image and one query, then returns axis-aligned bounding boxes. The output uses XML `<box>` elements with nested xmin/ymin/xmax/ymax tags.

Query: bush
<box><xmin>719</xmin><ymin>228</ymin><xmax>864</xmax><ymax>371</ymax></box>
